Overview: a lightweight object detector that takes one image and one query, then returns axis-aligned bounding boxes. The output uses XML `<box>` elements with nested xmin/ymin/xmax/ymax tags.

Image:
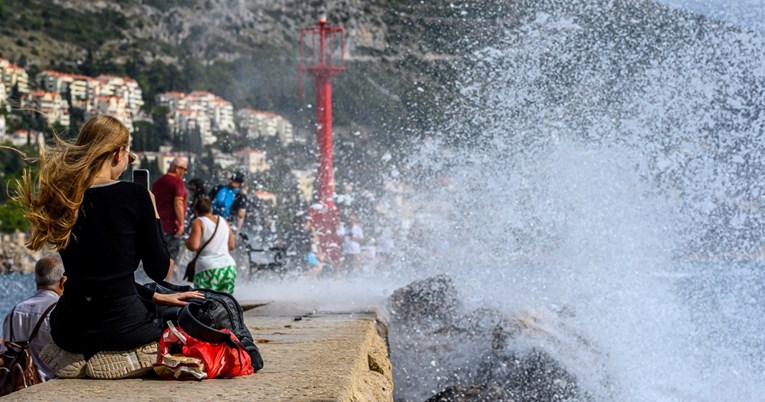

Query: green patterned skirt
<box><xmin>193</xmin><ymin>265</ymin><xmax>237</xmax><ymax>294</ymax></box>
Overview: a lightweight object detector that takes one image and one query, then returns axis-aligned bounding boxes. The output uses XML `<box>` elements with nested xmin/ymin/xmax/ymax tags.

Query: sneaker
<box><xmin>39</xmin><ymin>342</ymin><xmax>87</xmax><ymax>379</ymax></box>
<box><xmin>85</xmin><ymin>342</ymin><xmax>159</xmax><ymax>379</ymax></box>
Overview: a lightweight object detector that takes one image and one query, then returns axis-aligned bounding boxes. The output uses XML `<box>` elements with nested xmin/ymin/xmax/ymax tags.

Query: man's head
<box><xmin>230</xmin><ymin>171</ymin><xmax>245</xmax><ymax>188</ymax></box>
<box><xmin>169</xmin><ymin>157</ymin><xmax>188</xmax><ymax>178</ymax></box>
<box><xmin>35</xmin><ymin>255</ymin><xmax>66</xmax><ymax>295</ymax></box>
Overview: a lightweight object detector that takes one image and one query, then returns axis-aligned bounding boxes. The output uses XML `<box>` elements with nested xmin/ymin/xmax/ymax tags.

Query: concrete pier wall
<box><xmin>5</xmin><ymin>303</ymin><xmax>393</xmax><ymax>402</ymax></box>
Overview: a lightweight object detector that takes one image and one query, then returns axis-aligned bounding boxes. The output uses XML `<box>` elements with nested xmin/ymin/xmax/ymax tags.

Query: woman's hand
<box><xmin>152</xmin><ymin>290</ymin><xmax>205</xmax><ymax>307</ymax></box>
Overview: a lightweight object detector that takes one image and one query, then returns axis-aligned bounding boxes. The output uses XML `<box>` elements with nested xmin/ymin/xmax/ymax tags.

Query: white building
<box><xmin>36</xmin><ymin>70</ymin><xmax>101</xmax><ymax>108</ymax></box>
<box><xmin>0</xmin><ymin>114</ymin><xmax>5</xmax><ymax>138</ymax></box>
<box><xmin>173</xmin><ymin>109</ymin><xmax>214</xmax><ymax>145</ymax></box>
<box><xmin>85</xmin><ymin>95</ymin><xmax>132</xmax><ymax>132</ymax></box>
<box><xmin>96</xmin><ymin>74</ymin><xmax>144</xmax><ymax>117</ymax></box>
<box><xmin>24</xmin><ymin>91</ymin><xmax>71</xmax><ymax>127</ymax></box>
<box><xmin>236</xmin><ymin>108</ymin><xmax>294</xmax><ymax>145</ymax></box>
<box><xmin>0</xmin><ymin>80</ymin><xmax>6</xmax><ymax>108</ymax></box>
<box><xmin>291</xmin><ymin>169</ymin><xmax>316</xmax><ymax>203</ymax></box>
<box><xmin>2</xmin><ymin>130</ymin><xmax>43</xmax><ymax>147</ymax></box>
<box><xmin>234</xmin><ymin>147</ymin><xmax>270</xmax><ymax>174</ymax></box>
<box><xmin>0</xmin><ymin>59</ymin><xmax>29</xmax><ymax>95</ymax></box>
<box><xmin>188</xmin><ymin>91</ymin><xmax>235</xmax><ymax>132</ymax></box>
<box><xmin>208</xmin><ymin>149</ymin><xmax>240</xmax><ymax>170</ymax></box>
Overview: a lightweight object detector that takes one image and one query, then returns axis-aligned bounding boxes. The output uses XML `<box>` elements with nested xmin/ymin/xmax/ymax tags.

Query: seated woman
<box><xmin>185</xmin><ymin>197</ymin><xmax>237</xmax><ymax>293</ymax></box>
<box><xmin>15</xmin><ymin>115</ymin><xmax>203</xmax><ymax>379</ymax></box>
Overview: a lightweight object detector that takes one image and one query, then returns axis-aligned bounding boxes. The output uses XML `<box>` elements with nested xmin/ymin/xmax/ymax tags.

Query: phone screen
<box><xmin>132</xmin><ymin>169</ymin><xmax>150</xmax><ymax>189</ymax></box>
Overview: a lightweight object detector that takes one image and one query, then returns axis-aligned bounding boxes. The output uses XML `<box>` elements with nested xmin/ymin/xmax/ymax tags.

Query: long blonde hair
<box><xmin>15</xmin><ymin>115</ymin><xmax>130</xmax><ymax>251</ymax></box>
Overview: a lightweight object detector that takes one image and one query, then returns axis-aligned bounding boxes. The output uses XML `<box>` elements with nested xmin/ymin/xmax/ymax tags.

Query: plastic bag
<box><xmin>155</xmin><ymin>322</ymin><xmax>253</xmax><ymax>380</ymax></box>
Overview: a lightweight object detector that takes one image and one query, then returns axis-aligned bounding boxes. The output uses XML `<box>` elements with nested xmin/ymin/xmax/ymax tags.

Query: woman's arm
<box><xmin>227</xmin><ymin>219</ymin><xmax>236</xmax><ymax>251</ymax></box>
<box><xmin>185</xmin><ymin>218</ymin><xmax>203</xmax><ymax>251</ymax></box>
<box><xmin>152</xmin><ymin>290</ymin><xmax>205</xmax><ymax>306</ymax></box>
<box><xmin>137</xmin><ymin>188</ymin><xmax>171</xmax><ymax>282</ymax></box>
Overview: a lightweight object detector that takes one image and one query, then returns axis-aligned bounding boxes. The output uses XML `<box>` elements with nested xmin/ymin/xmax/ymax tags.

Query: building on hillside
<box><xmin>0</xmin><ymin>59</ymin><xmax>29</xmax><ymax>96</ymax></box>
<box><xmin>0</xmin><ymin>114</ymin><xmax>5</xmax><ymax>137</ymax></box>
<box><xmin>234</xmin><ymin>147</ymin><xmax>270</xmax><ymax>174</ymax></box>
<box><xmin>24</xmin><ymin>91</ymin><xmax>71</xmax><ymax>127</ymax></box>
<box><xmin>291</xmin><ymin>169</ymin><xmax>315</xmax><ymax>203</ymax></box>
<box><xmin>188</xmin><ymin>91</ymin><xmax>235</xmax><ymax>132</ymax></box>
<box><xmin>209</xmin><ymin>149</ymin><xmax>240</xmax><ymax>170</ymax></box>
<box><xmin>36</xmin><ymin>70</ymin><xmax>101</xmax><ymax>108</ymax></box>
<box><xmin>235</xmin><ymin>108</ymin><xmax>294</xmax><ymax>145</ymax></box>
<box><xmin>0</xmin><ymin>80</ymin><xmax>6</xmax><ymax>108</ymax></box>
<box><xmin>96</xmin><ymin>75</ymin><xmax>144</xmax><ymax>117</ymax></box>
<box><xmin>1</xmin><ymin>129</ymin><xmax>43</xmax><ymax>147</ymax></box>
<box><xmin>253</xmin><ymin>189</ymin><xmax>277</xmax><ymax>207</ymax></box>
<box><xmin>172</xmin><ymin>109</ymin><xmax>214</xmax><ymax>145</ymax></box>
<box><xmin>85</xmin><ymin>95</ymin><xmax>132</xmax><ymax>131</ymax></box>
<box><xmin>157</xmin><ymin>91</ymin><xmax>235</xmax><ymax>146</ymax></box>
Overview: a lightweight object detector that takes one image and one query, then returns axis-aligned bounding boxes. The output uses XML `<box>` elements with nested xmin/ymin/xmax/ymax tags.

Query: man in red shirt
<box><xmin>152</xmin><ymin>157</ymin><xmax>188</xmax><ymax>278</ymax></box>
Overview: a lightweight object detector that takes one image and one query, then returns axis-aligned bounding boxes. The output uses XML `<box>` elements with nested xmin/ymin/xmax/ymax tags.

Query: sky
<box><xmin>656</xmin><ymin>0</ymin><xmax>765</xmax><ymax>31</ymax></box>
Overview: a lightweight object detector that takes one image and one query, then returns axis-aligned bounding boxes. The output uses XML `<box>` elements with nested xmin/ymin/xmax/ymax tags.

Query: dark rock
<box><xmin>388</xmin><ymin>274</ymin><xmax>462</xmax><ymax>329</ymax></box>
<box><xmin>426</xmin><ymin>384</ymin><xmax>513</xmax><ymax>402</ymax></box>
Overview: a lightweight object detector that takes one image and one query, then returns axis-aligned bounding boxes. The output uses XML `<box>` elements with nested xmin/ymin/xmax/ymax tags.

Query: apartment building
<box><xmin>96</xmin><ymin>74</ymin><xmax>144</xmax><ymax>117</ymax></box>
<box><xmin>85</xmin><ymin>95</ymin><xmax>132</xmax><ymax>131</ymax></box>
<box><xmin>235</xmin><ymin>108</ymin><xmax>294</xmax><ymax>145</ymax></box>
<box><xmin>0</xmin><ymin>58</ymin><xmax>29</xmax><ymax>95</ymax></box>
<box><xmin>173</xmin><ymin>108</ymin><xmax>214</xmax><ymax>145</ymax></box>
<box><xmin>188</xmin><ymin>91</ymin><xmax>235</xmax><ymax>132</ymax></box>
<box><xmin>234</xmin><ymin>147</ymin><xmax>270</xmax><ymax>174</ymax></box>
<box><xmin>24</xmin><ymin>91</ymin><xmax>71</xmax><ymax>127</ymax></box>
<box><xmin>291</xmin><ymin>169</ymin><xmax>316</xmax><ymax>203</ymax></box>
<box><xmin>36</xmin><ymin>70</ymin><xmax>101</xmax><ymax>108</ymax></box>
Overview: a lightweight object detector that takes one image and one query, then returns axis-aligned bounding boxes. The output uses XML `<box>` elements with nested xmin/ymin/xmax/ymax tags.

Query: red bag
<box><xmin>155</xmin><ymin>322</ymin><xmax>254</xmax><ymax>380</ymax></box>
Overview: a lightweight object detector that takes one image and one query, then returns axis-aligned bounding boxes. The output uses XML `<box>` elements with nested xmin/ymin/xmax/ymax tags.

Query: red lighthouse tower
<box><xmin>298</xmin><ymin>18</ymin><xmax>346</xmax><ymax>267</ymax></box>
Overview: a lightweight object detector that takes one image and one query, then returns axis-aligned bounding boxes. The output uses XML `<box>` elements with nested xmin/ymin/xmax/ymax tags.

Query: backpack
<box><xmin>146</xmin><ymin>282</ymin><xmax>264</xmax><ymax>372</ymax></box>
<box><xmin>212</xmin><ymin>186</ymin><xmax>240</xmax><ymax>217</ymax></box>
<box><xmin>0</xmin><ymin>303</ymin><xmax>56</xmax><ymax>396</ymax></box>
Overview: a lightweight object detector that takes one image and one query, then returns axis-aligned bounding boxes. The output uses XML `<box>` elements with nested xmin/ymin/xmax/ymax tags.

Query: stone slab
<box><xmin>3</xmin><ymin>302</ymin><xmax>392</xmax><ymax>402</ymax></box>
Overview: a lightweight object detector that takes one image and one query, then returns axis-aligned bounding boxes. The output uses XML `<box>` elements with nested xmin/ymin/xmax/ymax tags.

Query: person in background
<box><xmin>187</xmin><ymin>178</ymin><xmax>207</xmax><ymax>209</ymax></box>
<box><xmin>15</xmin><ymin>115</ymin><xmax>202</xmax><ymax>380</ymax></box>
<box><xmin>209</xmin><ymin>172</ymin><xmax>247</xmax><ymax>232</ymax></box>
<box><xmin>341</xmin><ymin>214</ymin><xmax>364</xmax><ymax>273</ymax></box>
<box><xmin>2</xmin><ymin>255</ymin><xmax>66</xmax><ymax>381</ymax></box>
<box><xmin>152</xmin><ymin>157</ymin><xmax>188</xmax><ymax>279</ymax></box>
<box><xmin>185</xmin><ymin>197</ymin><xmax>237</xmax><ymax>294</ymax></box>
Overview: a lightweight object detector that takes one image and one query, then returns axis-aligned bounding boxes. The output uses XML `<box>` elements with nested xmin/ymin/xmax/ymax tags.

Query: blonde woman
<box><xmin>15</xmin><ymin>115</ymin><xmax>202</xmax><ymax>379</ymax></box>
<box><xmin>185</xmin><ymin>197</ymin><xmax>237</xmax><ymax>293</ymax></box>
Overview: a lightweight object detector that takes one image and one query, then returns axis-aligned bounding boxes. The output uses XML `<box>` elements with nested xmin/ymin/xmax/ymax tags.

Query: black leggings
<box><xmin>50</xmin><ymin>292</ymin><xmax>167</xmax><ymax>359</ymax></box>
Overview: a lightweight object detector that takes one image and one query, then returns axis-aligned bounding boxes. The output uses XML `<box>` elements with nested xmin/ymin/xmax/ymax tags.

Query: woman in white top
<box><xmin>185</xmin><ymin>197</ymin><xmax>237</xmax><ymax>293</ymax></box>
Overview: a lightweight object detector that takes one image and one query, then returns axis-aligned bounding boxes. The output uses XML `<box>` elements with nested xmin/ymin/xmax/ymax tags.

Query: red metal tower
<box><xmin>298</xmin><ymin>18</ymin><xmax>346</xmax><ymax>267</ymax></box>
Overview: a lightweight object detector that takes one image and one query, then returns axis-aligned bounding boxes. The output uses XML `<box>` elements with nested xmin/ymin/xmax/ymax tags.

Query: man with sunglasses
<box><xmin>151</xmin><ymin>157</ymin><xmax>188</xmax><ymax>278</ymax></box>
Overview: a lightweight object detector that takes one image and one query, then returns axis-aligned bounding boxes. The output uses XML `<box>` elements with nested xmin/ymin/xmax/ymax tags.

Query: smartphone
<box><xmin>132</xmin><ymin>169</ymin><xmax>150</xmax><ymax>189</ymax></box>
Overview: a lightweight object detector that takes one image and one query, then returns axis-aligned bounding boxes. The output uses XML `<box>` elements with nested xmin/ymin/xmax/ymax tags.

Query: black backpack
<box><xmin>144</xmin><ymin>282</ymin><xmax>264</xmax><ymax>372</ymax></box>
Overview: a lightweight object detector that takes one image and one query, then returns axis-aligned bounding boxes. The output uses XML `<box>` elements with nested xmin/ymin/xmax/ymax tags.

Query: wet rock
<box><xmin>426</xmin><ymin>385</ymin><xmax>513</xmax><ymax>402</ymax></box>
<box><xmin>388</xmin><ymin>274</ymin><xmax>462</xmax><ymax>329</ymax></box>
<box><xmin>388</xmin><ymin>276</ymin><xmax>611</xmax><ymax>402</ymax></box>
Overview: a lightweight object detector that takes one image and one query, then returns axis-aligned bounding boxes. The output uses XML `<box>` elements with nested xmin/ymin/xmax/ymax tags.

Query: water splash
<box><xmin>239</xmin><ymin>1</ymin><xmax>765</xmax><ymax>400</ymax></box>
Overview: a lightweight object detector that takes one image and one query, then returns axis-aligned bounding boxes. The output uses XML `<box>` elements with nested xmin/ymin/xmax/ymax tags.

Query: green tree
<box><xmin>0</xmin><ymin>200</ymin><xmax>30</xmax><ymax>233</ymax></box>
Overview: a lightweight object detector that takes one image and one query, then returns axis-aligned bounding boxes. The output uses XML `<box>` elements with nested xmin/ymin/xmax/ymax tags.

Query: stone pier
<box><xmin>4</xmin><ymin>302</ymin><xmax>393</xmax><ymax>402</ymax></box>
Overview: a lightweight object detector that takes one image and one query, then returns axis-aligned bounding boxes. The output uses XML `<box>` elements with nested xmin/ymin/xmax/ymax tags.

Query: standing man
<box><xmin>210</xmin><ymin>171</ymin><xmax>248</xmax><ymax>232</ymax></box>
<box><xmin>152</xmin><ymin>157</ymin><xmax>188</xmax><ymax>278</ymax></box>
<box><xmin>3</xmin><ymin>255</ymin><xmax>66</xmax><ymax>381</ymax></box>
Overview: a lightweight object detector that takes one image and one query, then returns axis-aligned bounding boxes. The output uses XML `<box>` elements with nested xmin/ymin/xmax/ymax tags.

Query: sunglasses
<box><xmin>115</xmin><ymin>146</ymin><xmax>137</xmax><ymax>164</ymax></box>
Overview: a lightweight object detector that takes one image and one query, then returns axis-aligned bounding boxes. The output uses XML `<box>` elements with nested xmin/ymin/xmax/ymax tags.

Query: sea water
<box><xmin>3</xmin><ymin>1</ymin><xmax>765</xmax><ymax>400</ymax></box>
